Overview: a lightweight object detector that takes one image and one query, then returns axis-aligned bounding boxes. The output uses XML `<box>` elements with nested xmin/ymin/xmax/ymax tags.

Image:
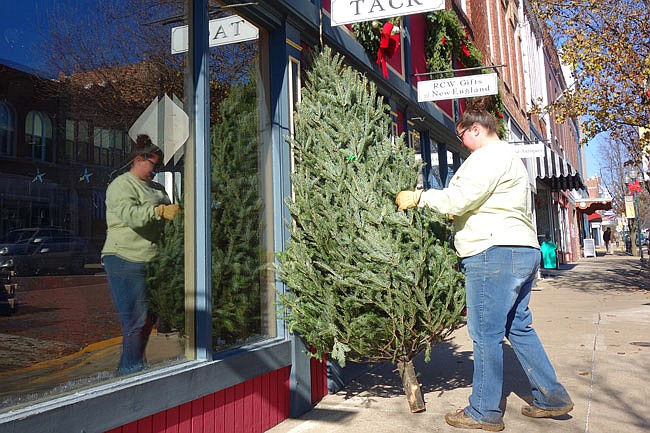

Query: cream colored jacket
<box><xmin>418</xmin><ymin>140</ymin><xmax>539</xmax><ymax>257</ymax></box>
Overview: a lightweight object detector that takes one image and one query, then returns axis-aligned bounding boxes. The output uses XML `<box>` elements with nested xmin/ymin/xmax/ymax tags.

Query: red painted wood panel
<box><xmin>223</xmin><ymin>386</ymin><xmax>235</xmax><ymax>433</ymax></box>
<box><xmin>137</xmin><ymin>416</ymin><xmax>153</xmax><ymax>433</ymax></box>
<box><xmin>214</xmin><ymin>385</ymin><xmax>225</xmax><ymax>433</ymax></box>
<box><xmin>251</xmin><ymin>375</ymin><xmax>262</xmax><ymax>432</ymax></box>
<box><xmin>178</xmin><ymin>402</ymin><xmax>192</xmax><ymax>433</ymax></box>
<box><xmin>164</xmin><ymin>405</ymin><xmax>179</xmax><ymax>433</ymax></box>
<box><xmin>152</xmin><ymin>411</ymin><xmax>167</xmax><ymax>433</ymax></box>
<box><xmin>107</xmin><ymin>367</ymin><xmax>292</xmax><ymax>433</ymax></box>
<box><xmin>243</xmin><ymin>378</ymin><xmax>255</xmax><ymax>432</ymax></box>
<box><xmin>191</xmin><ymin>398</ymin><xmax>204</xmax><ymax>433</ymax></box>
<box><xmin>260</xmin><ymin>371</ymin><xmax>271</xmax><ymax>432</ymax></box>
<box><xmin>202</xmin><ymin>392</ymin><xmax>215</xmax><ymax>433</ymax></box>
<box><xmin>122</xmin><ymin>421</ymin><xmax>139</xmax><ymax>433</ymax></box>
<box><xmin>234</xmin><ymin>382</ymin><xmax>246</xmax><ymax>432</ymax></box>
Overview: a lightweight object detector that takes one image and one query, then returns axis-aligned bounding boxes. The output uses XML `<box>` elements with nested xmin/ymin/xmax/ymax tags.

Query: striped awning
<box><xmin>536</xmin><ymin>145</ymin><xmax>585</xmax><ymax>191</ymax></box>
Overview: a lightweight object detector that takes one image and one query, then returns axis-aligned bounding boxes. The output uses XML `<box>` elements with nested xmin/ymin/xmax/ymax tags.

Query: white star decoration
<box><xmin>32</xmin><ymin>168</ymin><xmax>45</xmax><ymax>183</ymax></box>
<box><xmin>79</xmin><ymin>168</ymin><xmax>93</xmax><ymax>182</ymax></box>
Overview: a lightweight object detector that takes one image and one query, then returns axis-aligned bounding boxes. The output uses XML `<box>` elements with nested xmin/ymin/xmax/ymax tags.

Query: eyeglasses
<box><xmin>456</xmin><ymin>128</ymin><xmax>468</xmax><ymax>141</ymax></box>
<box><xmin>145</xmin><ymin>158</ymin><xmax>162</xmax><ymax>171</ymax></box>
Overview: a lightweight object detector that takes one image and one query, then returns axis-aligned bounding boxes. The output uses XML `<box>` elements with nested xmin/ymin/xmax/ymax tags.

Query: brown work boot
<box><xmin>445</xmin><ymin>409</ymin><xmax>505</xmax><ymax>431</ymax></box>
<box><xmin>521</xmin><ymin>403</ymin><xmax>574</xmax><ymax>418</ymax></box>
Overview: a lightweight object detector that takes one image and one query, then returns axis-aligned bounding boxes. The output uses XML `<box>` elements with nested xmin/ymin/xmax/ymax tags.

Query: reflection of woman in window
<box><xmin>101</xmin><ymin>134</ymin><xmax>180</xmax><ymax>375</ymax></box>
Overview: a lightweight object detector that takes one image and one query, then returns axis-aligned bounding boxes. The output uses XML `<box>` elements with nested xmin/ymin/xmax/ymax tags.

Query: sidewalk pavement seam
<box><xmin>585</xmin><ymin>311</ymin><xmax>600</xmax><ymax>433</ymax></box>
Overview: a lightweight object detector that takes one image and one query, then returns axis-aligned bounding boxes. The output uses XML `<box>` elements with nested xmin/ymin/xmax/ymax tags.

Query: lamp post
<box><xmin>625</xmin><ymin>169</ymin><xmax>644</xmax><ymax>260</ymax></box>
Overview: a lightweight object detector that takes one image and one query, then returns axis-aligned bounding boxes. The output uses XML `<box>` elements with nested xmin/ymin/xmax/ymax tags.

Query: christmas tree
<box><xmin>147</xmin><ymin>206</ymin><xmax>185</xmax><ymax>334</ymax></box>
<box><xmin>277</xmin><ymin>46</ymin><xmax>466</xmax><ymax>412</ymax></box>
<box><xmin>210</xmin><ymin>76</ymin><xmax>263</xmax><ymax>348</ymax></box>
<box><xmin>147</xmin><ymin>75</ymin><xmax>263</xmax><ymax>348</ymax></box>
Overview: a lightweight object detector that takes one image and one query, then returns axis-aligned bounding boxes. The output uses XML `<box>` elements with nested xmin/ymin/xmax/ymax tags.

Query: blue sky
<box><xmin>0</xmin><ymin>1</ymin><xmax>45</xmax><ymax>67</ymax></box>
<box><xmin>0</xmin><ymin>1</ymin><xmax>605</xmax><ymax>180</ymax></box>
<box><xmin>584</xmin><ymin>138</ymin><xmax>600</xmax><ymax>178</ymax></box>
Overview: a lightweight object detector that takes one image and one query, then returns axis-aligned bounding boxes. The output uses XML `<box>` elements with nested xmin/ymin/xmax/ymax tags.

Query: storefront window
<box><xmin>0</xmin><ymin>0</ymin><xmax>191</xmax><ymax>410</ymax></box>
<box><xmin>207</xmin><ymin>2</ymin><xmax>275</xmax><ymax>352</ymax></box>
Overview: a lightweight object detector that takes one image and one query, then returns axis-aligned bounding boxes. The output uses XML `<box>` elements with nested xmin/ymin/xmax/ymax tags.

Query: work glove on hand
<box><xmin>156</xmin><ymin>204</ymin><xmax>181</xmax><ymax>221</ymax></box>
<box><xmin>395</xmin><ymin>190</ymin><xmax>422</xmax><ymax>210</ymax></box>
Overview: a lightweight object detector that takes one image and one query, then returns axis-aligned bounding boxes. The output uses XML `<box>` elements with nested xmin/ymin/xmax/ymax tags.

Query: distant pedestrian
<box><xmin>603</xmin><ymin>227</ymin><xmax>612</xmax><ymax>254</ymax></box>
<box><xmin>540</xmin><ymin>234</ymin><xmax>558</xmax><ymax>269</ymax></box>
<box><xmin>396</xmin><ymin>105</ymin><xmax>573</xmax><ymax>431</ymax></box>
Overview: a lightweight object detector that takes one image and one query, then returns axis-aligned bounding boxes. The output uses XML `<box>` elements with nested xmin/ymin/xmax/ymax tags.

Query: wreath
<box><xmin>353</xmin><ymin>11</ymin><xmax>506</xmax><ymax>138</ymax></box>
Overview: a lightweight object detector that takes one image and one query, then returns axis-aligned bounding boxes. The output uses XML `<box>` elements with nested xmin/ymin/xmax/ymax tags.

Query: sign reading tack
<box><xmin>417</xmin><ymin>73</ymin><xmax>498</xmax><ymax>102</ymax></box>
<box><xmin>330</xmin><ymin>0</ymin><xmax>444</xmax><ymax>26</ymax></box>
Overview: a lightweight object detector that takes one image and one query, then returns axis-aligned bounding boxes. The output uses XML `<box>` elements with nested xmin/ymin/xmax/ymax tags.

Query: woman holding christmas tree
<box><xmin>396</xmin><ymin>105</ymin><xmax>573</xmax><ymax>431</ymax></box>
<box><xmin>102</xmin><ymin>134</ymin><xmax>180</xmax><ymax>376</ymax></box>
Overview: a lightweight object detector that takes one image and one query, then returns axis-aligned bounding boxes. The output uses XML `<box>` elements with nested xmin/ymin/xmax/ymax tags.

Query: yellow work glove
<box><xmin>395</xmin><ymin>190</ymin><xmax>423</xmax><ymax>210</ymax></box>
<box><xmin>155</xmin><ymin>204</ymin><xmax>181</xmax><ymax>221</ymax></box>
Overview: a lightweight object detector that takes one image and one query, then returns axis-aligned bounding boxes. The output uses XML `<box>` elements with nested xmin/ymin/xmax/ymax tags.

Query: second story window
<box><xmin>0</xmin><ymin>101</ymin><xmax>16</xmax><ymax>156</ymax></box>
<box><xmin>25</xmin><ymin>110</ymin><xmax>53</xmax><ymax>161</ymax></box>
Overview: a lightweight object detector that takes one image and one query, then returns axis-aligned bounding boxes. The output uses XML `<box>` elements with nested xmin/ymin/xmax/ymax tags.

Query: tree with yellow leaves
<box><xmin>529</xmin><ymin>1</ymin><xmax>650</xmax><ymax>164</ymax></box>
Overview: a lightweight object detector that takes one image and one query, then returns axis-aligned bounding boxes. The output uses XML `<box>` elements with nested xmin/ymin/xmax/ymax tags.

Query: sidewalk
<box><xmin>268</xmin><ymin>253</ymin><xmax>650</xmax><ymax>433</ymax></box>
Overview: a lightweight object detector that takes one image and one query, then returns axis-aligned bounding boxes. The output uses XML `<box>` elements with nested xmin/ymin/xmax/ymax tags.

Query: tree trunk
<box><xmin>397</xmin><ymin>359</ymin><xmax>425</xmax><ymax>413</ymax></box>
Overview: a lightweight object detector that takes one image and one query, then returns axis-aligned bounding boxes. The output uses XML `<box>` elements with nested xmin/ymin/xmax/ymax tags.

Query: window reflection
<box><xmin>208</xmin><ymin>2</ymin><xmax>274</xmax><ymax>352</ymax></box>
<box><xmin>0</xmin><ymin>0</ymin><xmax>189</xmax><ymax>410</ymax></box>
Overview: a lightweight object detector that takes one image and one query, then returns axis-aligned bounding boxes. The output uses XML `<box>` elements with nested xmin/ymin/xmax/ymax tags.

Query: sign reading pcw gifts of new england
<box><xmin>417</xmin><ymin>73</ymin><xmax>498</xmax><ymax>102</ymax></box>
<box><xmin>330</xmin><ymin>0</ymin><xmax>444</xmax><ymax>26</ymax></box>
<box><xmin>171</xmin><ymin>15</ymin><xmax>258</xmax><ymax>54</ymax></box>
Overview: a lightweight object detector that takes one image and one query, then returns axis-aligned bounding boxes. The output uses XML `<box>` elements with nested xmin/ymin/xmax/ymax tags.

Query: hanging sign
<box><xmin>625</xmin><ymin>195</ymin><xmax>636</xmax><ymax>218</ymax></box>
<box><xmin>129</xmin><ymin>94</ymin><xmax>189</xmax><ymax>165</ymax></box>
<box><xmin>171</xmin><ymin>15</ymin><xmax>258</xmax><ymax>54</ymax></box>
<box><xmin>330</xmin><ymin>0</ymin><xmax>444</xmax><ymax>26</ymax></box>
<box><xmin>514</xmin><ymin>142</ymin><xmax>545</xmax><ymax>158</ymax></box>
<box><xmin>417</xmin><ymin>73</ymin><xmax>498</xmax><ymax>102</ymax></box>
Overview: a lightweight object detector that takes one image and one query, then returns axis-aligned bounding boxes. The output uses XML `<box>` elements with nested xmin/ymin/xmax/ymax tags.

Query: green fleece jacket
<box><xmin>101</xmin><ymin>171</ymin><xmax>170</xmax><ymax>262</ymax></box>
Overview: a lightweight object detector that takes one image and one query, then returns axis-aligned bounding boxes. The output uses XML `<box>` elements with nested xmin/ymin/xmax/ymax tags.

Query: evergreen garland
<box><xmin>353</xmin><ymin>11</ymin><xmax>507</xmax><ymax>139</ymax></box>
<box><xmin>352</xmin><ymin>18</ymin><xmax>401</xmax><ymax>61</ymax></box>
<box><xmin>424</xmin><ymin>10</ymin><xmax>482</xmax><ymax>76</ymax></box>
<box><xmin>277</xmin><ymin>46</ymin><xmax>465</xmax><ymax>368</ymax></box>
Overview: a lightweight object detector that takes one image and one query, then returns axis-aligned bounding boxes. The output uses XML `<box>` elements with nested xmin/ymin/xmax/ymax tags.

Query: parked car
<box><xmin>0</xmin><ymin>228</ymin><xmax>87</xmax><ymax>276</ymax></box>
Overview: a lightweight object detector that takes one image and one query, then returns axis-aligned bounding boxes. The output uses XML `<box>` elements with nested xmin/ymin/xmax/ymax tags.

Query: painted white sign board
<box><xmin>514</xmin><ymin>142</ymin><xmax>545</xmax><ymax>158</ymax></box>
<box><xmin>129</xmin><ymin>94</ymin><xmax>189</xmax><ymax>166</ymax></box>
<box><xmin>583</xmin><ymin>238</ymin><xmax>596</xmax><ymax>258</ymax></box>
<box><xmin>417</xmin><ymin>73</ymin><xmax>498</xmax><ymax>102</ymax></box>
<box><xmin>171</xmin><ymin>15</ymin><xmax>258</xmax><ymax>54</ymax></box>
<box><xmin>330</xmin><ymin>0</ymin><xmax>444</xmax><ymax>26</ymax></box>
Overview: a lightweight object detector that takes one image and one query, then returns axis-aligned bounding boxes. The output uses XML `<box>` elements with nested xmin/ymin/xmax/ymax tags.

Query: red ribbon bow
<box><xmin>628</xmin><ymin>179</ymin><xmax>642</xmax><ymax>194</ymax></box>
<box><xmin>376</xmin><ymin>22</ymin><xmax>400</xmax><ymax>79</ymax></box>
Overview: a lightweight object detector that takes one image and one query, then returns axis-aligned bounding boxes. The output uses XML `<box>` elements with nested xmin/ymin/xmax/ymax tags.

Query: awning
<box><xmin>588</xmin><ymin>212</ymin><xmax>602</xmax><ymax>222</ymax></box>
<box><xmin>536</xmin><ymin>145</ymin><xmax>585</xmax><ymax>191</ymax></box>
<box><xmin>576</xmin><ymin>197</ymin><xmax>612</xmax><ymax>214</ymax></box>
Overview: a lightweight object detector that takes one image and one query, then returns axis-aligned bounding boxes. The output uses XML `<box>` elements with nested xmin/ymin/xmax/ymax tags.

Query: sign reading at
<box><xmin>514</xmin><ymin>142</ymin><xmax>545</xmax><ymax>158</ymax></box>
<box><xmin>171</xmin><ymin>15</ymin><xmax>258</xmax><ymax>54</ymax></box>
<box><xmin>417</xmin><ymin>73</ymin><xmax>498</xmax><ymax>102</ymax></box>
<box><xmin>330</xmin><ymin>0</ymin><xmax>444</xmax><ymax>26</ymax></box>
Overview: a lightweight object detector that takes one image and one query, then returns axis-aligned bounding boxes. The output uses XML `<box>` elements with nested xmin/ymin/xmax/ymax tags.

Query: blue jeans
<box><xmin>461</xmin><ymin>246</ymin><xmax>572</xmax><ymax>424</ymax></box>
<box><xmin>103</xmin><ymin>255</ymin><xmax>153</xmax><ymax>375</ymax></box>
